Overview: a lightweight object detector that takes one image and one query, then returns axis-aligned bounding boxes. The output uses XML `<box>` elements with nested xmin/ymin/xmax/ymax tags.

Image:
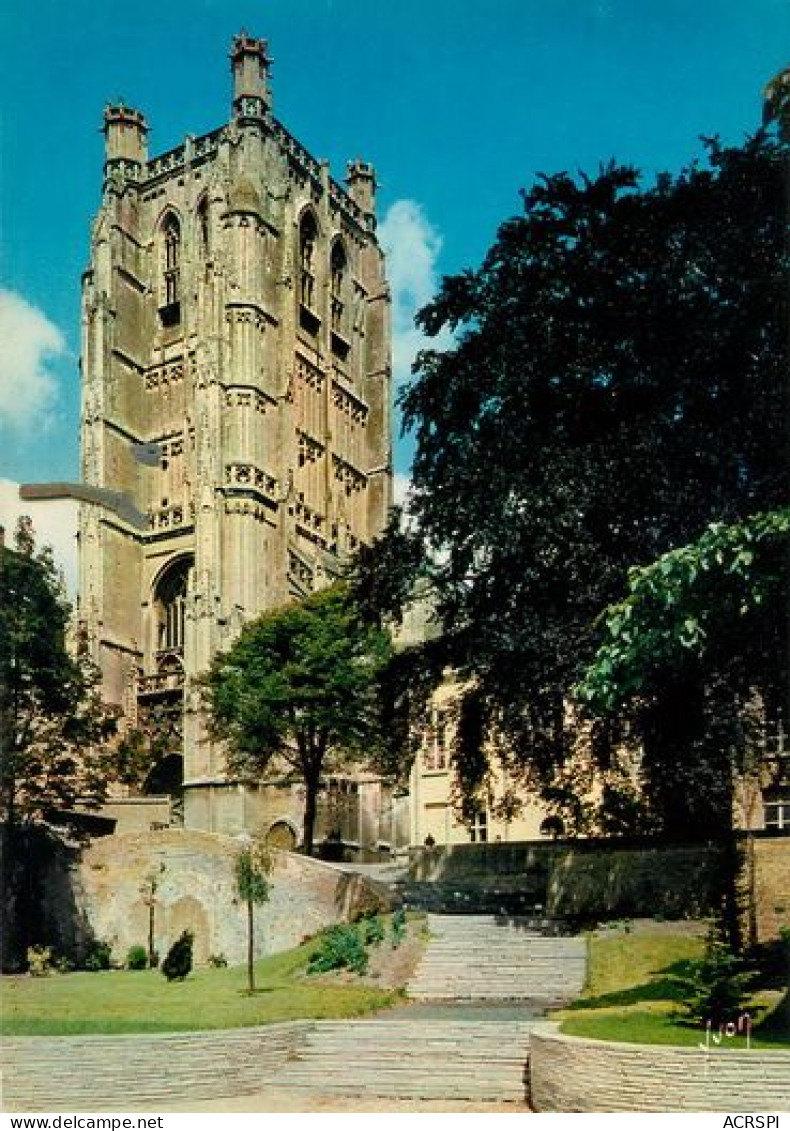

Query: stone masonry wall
<box><xmin>410</xmin><ymin>835</ymin><xmax>790</xmax><ymax>939</ymax></box>
<box><xmin>2</xmin><ymin>1023</ymin><xmax>313</xmax><ymax>1111</ymax></box>
<box><xmin>751</xmin><ymin>836</ymin><xmax>790</xmax><ymax>940</ymax></box>
<box><xmin>43</xmin><ymin>829</ymin><xmax>387</xmax><ymax>966</ymax></box>
<box><xmin>529</xmin><ymin>1021</ymin><xmax>790</xmax><ymax>1112</ymax></box>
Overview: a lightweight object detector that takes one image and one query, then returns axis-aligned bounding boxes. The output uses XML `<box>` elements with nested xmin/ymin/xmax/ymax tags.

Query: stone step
<box><xmin>273</xmin><ymin>1016</ymin><xmax>534</xmax><ymax>1101</ymax></box>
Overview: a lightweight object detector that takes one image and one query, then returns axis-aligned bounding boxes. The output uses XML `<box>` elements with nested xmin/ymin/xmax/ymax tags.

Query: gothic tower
<box><xmin>79</xmin><ymin>34</ymin><xmax>392</xmax><ymax>833</ymax></box>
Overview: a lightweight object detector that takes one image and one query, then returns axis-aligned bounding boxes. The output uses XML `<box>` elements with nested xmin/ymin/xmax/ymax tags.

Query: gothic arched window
<box><xmin>299</xmin><ymin>211</ymin><xmax>318</xmax><ymax>310</ymax></box>
<box><xmin>159</xmin><ymin>212</ymin><xmax>181</xmax><ymax>326</ymax></box>
<box><xmin>330</xmin><ymin>240</ymin><xmax>347</xmax><ymax>331</ymax></box>
<box><xmin>154</xmin><ymin>557</ymin><xmax>190</xmax><ymax>653</ymax></box>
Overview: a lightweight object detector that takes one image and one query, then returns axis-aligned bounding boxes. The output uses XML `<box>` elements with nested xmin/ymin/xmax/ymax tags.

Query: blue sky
<box><xmin>1</xmin><ymin>0</ymin><xmax>789</xmax><ymax>572</ymax></box>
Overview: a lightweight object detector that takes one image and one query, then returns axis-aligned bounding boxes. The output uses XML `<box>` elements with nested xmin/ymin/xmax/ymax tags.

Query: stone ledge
<box><xmin>529</xmin><ymin>1021</ymin><xmax>790</xmax><ymax>1112</ymax></box>
<box><xmin>2</xmin><ymin>1022</ymin><xmax>314</xmax><ymax>1112</ymax></box>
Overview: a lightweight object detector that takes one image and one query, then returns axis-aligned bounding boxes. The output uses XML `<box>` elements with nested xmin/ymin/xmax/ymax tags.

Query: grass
<box><xmin>555</xmin><ymin>925</ymin><xmax>790</xmax><ymax>1049</ymax></box>
<box><xmin>1</xmin><ymin>939</ymin><xmax>400</xmax><ymax>1036</ymax></box>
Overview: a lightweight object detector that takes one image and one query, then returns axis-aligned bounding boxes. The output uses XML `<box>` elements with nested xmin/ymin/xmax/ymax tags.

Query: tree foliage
<box><xmin>0</xmin><ymin>517</ymin><xmax>117</xmax><ymax>828</ymax></box>
<box><xmin>354</xmin><ymin>132</ymin><xmax>790</xmax><ymax>834</ymax></box>
<box><xmin>235</xmin><ymin>840</ymin><xmax>273</xmax><ymax>993</ymax></box>
<box><xmin>577</xmin><ymin>508</ymin><xmax>790</xmax><ymax>836</ymax></box>
<box><xmin>203</xmin><ymin>584</ymin><xmax>393</xmax><ymax>855</ymax></box>
<box><xmin>577</xmin><ymin>508</ymin><xmax>790</xmax><ymax>713</ymax></box>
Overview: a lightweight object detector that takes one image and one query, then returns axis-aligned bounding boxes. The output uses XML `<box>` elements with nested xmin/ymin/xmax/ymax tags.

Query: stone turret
<box><xmin>230</xmin><ymin>32</ymin><xmax>271</xmax><ymax>120</ymax></box>
<box><xmin>346</xmin><ymin>160</ymin><xmax>378</xmax><ymax>230</ymax></box>
<box><xmin>103</xmin><ymin>104</ymin><xmax>148</xmax><ymax>179</ymax></box>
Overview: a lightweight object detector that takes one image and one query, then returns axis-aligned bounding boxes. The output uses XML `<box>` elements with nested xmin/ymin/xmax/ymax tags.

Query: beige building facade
<box><xmin>78</xmin><ymin>33</ymin><xmax>392</xmax><ymax>836</ymax></box>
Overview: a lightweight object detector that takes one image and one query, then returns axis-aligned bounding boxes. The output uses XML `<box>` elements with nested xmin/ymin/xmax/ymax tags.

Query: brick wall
<box><xmin>529</xmin><ymin>1021</ymin><xmax>790</xmax><ymax>1112</ymax></box>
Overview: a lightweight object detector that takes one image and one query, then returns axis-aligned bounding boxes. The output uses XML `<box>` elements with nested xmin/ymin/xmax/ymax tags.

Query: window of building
<box><xmin>159</xmin><ymin>212</ymin><xmax>182</xmax><ymax>327</ymax></box>
<box><xmin>330</xmin><ymin>240</ymin><xmax>346</xmax><ymax>327</ymax></box>
<box><xmin>764</xmin><ymin>790</ymin><xmax>790</xmax><ymax>832</ymax></box>
<box><xmin>299</xmin><ymin>211</ymin><xmax>317</xmax><ymax>309</ymax></box>
<box><xmin>154</xmin><ymin>557</ymin><xmax>191</xmax><ymax>652</ymax></box>
<box><xmin>422</xmin><ymin>707</ymin><xmax>449</xmax><ymax>771</ymax></box>
<box><xmin>470</xmin><ymin>809</ymin><xmax>488</xmax><ymax>843</ymax></box>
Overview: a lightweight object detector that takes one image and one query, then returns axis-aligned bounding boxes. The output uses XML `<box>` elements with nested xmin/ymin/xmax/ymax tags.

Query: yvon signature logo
<box><xmin>699</xmin><ymin>1011</ymin><xmax>753</xmax><ymax>1051</ymax></box>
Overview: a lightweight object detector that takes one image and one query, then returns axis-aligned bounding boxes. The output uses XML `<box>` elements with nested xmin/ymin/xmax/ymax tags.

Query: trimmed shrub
<box><xmin>126</xmin><ymin>945</ymin><xmax>148</xmax><ymax>971</ymax></box>
<box><xmin>162</xmin><ymin>930</ymin><xmax>194</xmax><ymax>982</ymax></box>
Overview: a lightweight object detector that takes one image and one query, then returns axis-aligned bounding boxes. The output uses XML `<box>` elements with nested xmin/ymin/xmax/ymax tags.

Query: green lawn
<box><xmin>1</xmin><ymin>941</ymin><xmax>400</xmax><ymax>1036</ymax></box>
<box><xmin>555</xmin><ymin>926</ymin><xmax>790</xmax><ymax>1049</ymax></box>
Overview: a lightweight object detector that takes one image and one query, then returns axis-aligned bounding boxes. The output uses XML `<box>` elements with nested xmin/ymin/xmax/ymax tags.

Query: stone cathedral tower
<box><xmin>79</xmin><ymin>33</ymin><xmax>392</xmax><ymax>833</ymax></box>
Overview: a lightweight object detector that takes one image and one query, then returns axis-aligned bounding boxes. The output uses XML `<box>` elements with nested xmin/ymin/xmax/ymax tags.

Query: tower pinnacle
<box><xmin>230</xmin><ymin>32</ymin><xmax>272</xmax><ymax>120</ymax></box>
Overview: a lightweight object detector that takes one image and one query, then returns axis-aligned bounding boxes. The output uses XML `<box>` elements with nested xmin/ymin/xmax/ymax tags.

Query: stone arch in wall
<box><xmin>164</xmin><ymin>895</ymin><xmax>211</xmax><ymax>964</ymax></box>
<box><xmin>264</xmin><ymin>819</ymin><xmax>300</xmax><ymax>851</ymax></box>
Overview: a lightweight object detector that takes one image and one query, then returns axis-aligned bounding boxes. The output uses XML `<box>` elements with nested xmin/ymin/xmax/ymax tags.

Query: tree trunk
<box><xmin>247</xmin><ymin>897</ymin><xmax>255</xmax><ymax>993</ymax></box>
<box><xmin>303</xmin><ymin>769</ymin><xmax>320</xmax><ymax>857</ymax></box>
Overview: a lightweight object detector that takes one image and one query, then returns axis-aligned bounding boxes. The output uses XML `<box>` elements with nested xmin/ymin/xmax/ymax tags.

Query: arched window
<box><xmin>160</xmin><ymin>212</ymin><xmax>181</xmax><ymax>326</ymax></box>
<box><xmin>154</xmin><ymin>558</ymin><xmax>190</xmax><ymax>653</ymax></box>
<box><xmin>330</xmin><ymin>240</ymin><xmax>347</xmax><ymax>331</ymax></box>
<box><xmin>299</xmin><ymin>211</ymin><xmax>318</xmax><ymax>309</ymax></box>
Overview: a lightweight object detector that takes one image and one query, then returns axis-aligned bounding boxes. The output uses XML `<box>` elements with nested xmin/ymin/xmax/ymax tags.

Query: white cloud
<box><xmin>0</xmin><ymin>479</ymin><xmax>79</xmax><ymax>598</ymax></box>
<box><xmin>392</xmin><ymin>472</ymin><xmax>412</xmax><ymax>509</ymax></box>
<box><xmin>379</xmin><ymin>200</ymin><xmax>453</xmax><ymax>389</ymax></box>
<box><xmin>0</xmin><ymin>289</ymin><xmax>65</xmax><ymax>432</ymax></box>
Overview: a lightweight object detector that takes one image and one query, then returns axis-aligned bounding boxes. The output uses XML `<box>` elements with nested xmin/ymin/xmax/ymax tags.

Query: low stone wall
<box><xmin>39</xmin><ymin>829</ymin><xmax>388</xmax><ymax>967</ymax></box>
<box><xmin>1</xmin><ymin>1022</ymin><xmax>313</xmax><ymax>1111</ymax></box>
<box><xmin>410</xmin><ymin>835</ymin><xmax>790</xmax><ymax>940</ymax></box>
<box><xmin>529</xmin><ymin>1021</ymin><xmax>790</xmax><ymax>1112</ymax></box>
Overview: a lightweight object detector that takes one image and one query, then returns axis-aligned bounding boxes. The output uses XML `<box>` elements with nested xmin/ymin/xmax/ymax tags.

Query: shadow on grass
<box><xmin>565</xmin><ymin>958</ymin><xmax>700</xmax><ymax>1011</ymax></box>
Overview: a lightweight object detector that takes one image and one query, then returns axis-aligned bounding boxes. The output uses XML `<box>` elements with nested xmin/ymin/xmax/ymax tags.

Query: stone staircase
<box><xmin>406</xmin><ymin>913</ymin><xmax>587</xmax><ymax>1003</ymax></box>
<box><xmin>274</xmin><ymin>1011</ymin><xmax>536</xmax><ymax>1102</ymax></box>
<box><xmin>272</xmin><ymin>913</ymin><xmax>587</xmax><ymax>1103</ymax></box>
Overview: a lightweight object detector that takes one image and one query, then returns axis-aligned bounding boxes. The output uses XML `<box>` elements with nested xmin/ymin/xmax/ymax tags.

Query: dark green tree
<box><xmin>354</xmin><ymin>132</ymin><xmax>790</xmax><ymax>834</ymax></box>
<box><xmin>0</xmin><ymin>517</ymin><xmax>118</xmax><ymax>967</ymax></box>
<box><xmin>203</xmin><ymin>584</ymin><xmax>393</xmax><ymax>856</ymax></box>
<box><xmin>0</xmin><ymin>517</ymin><xmax>117</xmax><ymax>828</ymax></box>
<box><xmin>235</xmin><ymin>840</ymin><xmax>273</xmax><ymax>993</ymax></box>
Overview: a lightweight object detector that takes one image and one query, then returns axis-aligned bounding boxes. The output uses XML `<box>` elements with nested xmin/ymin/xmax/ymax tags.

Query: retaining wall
<box><xmin>410</xmin><ymin>835</ymin><xmax>790</xmax><ymax>940</ymax></box>
<box><xmin>1</xmin><ymin>1022</ymin><xmax>314</xmax><ymax>1111</ymax></box>
<box><xmin>30</xmin><ymin>829</ymin><xmax>387</xmax><ymax>968</ymax></box>
<box><xmin>529</xmin><ymin>1021</ymin><xmax>790</xmax><ymax>1112</ymax></box>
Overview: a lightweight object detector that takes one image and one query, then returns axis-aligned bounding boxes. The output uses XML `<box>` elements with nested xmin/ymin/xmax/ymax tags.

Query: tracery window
<box><xmin>154</xmin><ymin>557</ymin><xmax>190</xmax><ymax>653</ymax></box>
<box><xmin>330</xmin><ymin>240</ymin><xmax>346</xmax><ymax>330</ymax></box>
<box><xmin>159</xmin><ymin>212</ymin><xmax>181</xmax><ymax>326</ymax></box>
<box><xmin>299</xmin><ymin>211</ymin><xmax>318</xmax><ymax>309</ymax></box>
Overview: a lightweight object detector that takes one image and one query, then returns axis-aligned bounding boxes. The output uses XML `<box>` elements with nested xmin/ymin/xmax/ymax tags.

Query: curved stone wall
<box><xmin>529</xmin><ymin>1021</ymin><xmax>790</xmax><ymax>1112</ymax></box>
<box><xmin>2</xmin><ymin>1022</ymin><xmax>314</xmax><ymax>1111</ymax></box>
<box><xmin>38</xmin><ymin>829</ymin><xmax>388</xmax><ymax>967</ymax></box>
